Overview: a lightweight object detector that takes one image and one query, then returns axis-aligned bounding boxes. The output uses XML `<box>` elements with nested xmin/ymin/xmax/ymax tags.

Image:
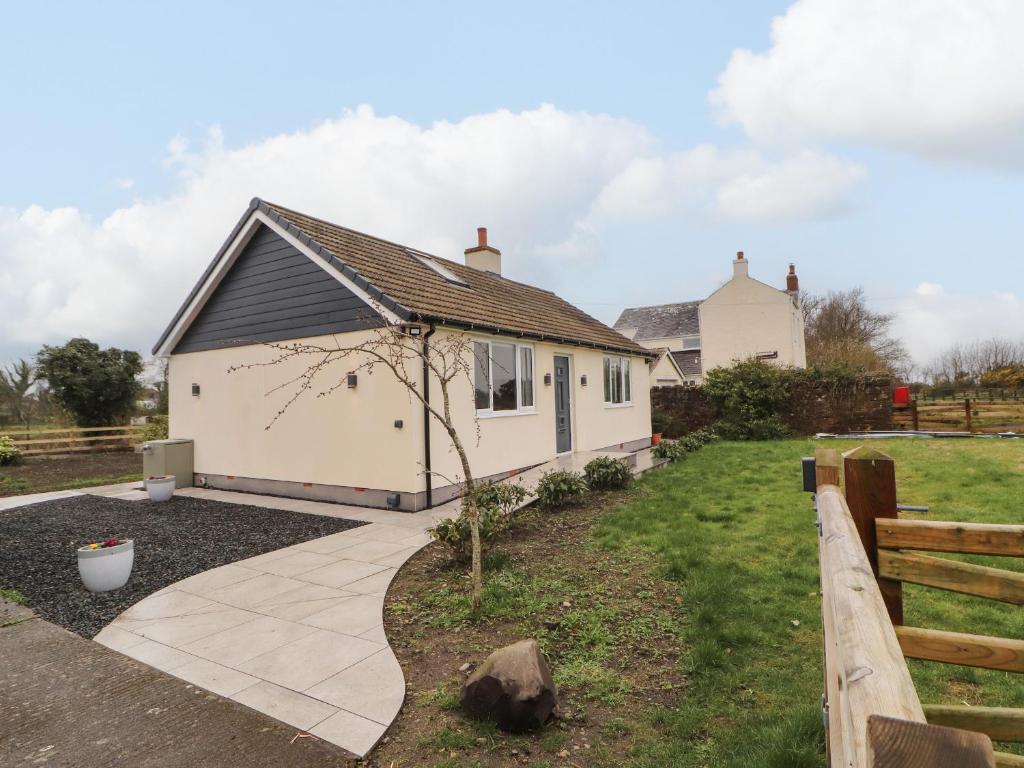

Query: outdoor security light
<box><xmin>347</xmin><ymin>373</ymin><xmax>358</xmax><ymax>388</ymax></box>
<box><xmin>544</xmin><ymin>373</ymin><xmax>552</xmax><ymax>386</ymax></box>
<box><xmin>191</xmin><ymin>383</ymin><xmax>200</xmax><ymax>396</ymax></box>
<box><xmin>580</xmin><ymin>374</ymin><xmax>588</xmax><ymax>387</ymax></box>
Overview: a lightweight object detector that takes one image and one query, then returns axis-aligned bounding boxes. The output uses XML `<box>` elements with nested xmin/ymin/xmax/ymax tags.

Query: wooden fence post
<box><xmin>815</xmin><ymin>447</ymin><xmax>840</xmax><ymax>487</ymax></box>
<box><xmin>843</xmin><ymin>447</ymin><xmax>903</xmax><ymax>625</ymax></box>
<box><xmin>911</xmin><ymin>400</ymin><xmax>919</xmax><ymax>431</ymax></box>
<box><xmin>965</xmin><ymin>398</ymin><xmax>973</xmax><ymax>433</ymax></box>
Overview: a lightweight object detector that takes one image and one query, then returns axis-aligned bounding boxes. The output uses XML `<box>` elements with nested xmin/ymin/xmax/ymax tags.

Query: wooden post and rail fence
<box><xmin>813</xmin><ymin>446</ymin><xmax>1024</xmax><ymax>768</ymax></box>
<box><xmin>0</xmin><ymin>425</ymin><xmax>147</xmax><ymax>456</ymax></box>
<box><xmin>893</xmin><ymin>395</ymin><xmax>1024</xmax><ymax>434</ymax></box>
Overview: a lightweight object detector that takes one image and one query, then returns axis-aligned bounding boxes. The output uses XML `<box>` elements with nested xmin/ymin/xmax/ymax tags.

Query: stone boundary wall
<box><xmin>652</xmin><ymin>373</ymin><xmax>894</xmax><ymax>437</ymax></box>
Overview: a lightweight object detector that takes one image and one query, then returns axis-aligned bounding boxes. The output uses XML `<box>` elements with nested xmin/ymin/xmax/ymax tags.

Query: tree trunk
<box><xmin>439</xmin><ymin>378</ymin><xmax>483</xmax><ymax>611</ymax></box>
<box><xmin>454</xmin><ymin>438</ymin><xmax>482</xmax><ymax>610</ymax></box>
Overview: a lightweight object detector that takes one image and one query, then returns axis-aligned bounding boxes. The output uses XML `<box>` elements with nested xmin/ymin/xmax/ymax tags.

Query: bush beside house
<box><xmin>651</xmin><ymin>361</ymin><xmax>893</xmax><ymax>439</ymax></box>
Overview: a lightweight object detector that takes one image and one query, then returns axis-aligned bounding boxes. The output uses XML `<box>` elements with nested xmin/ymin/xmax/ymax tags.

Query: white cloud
<box><xmin>593</xmin><ymin>146</ymin><xmax>862</xmax><ymax>222</ymax></box>
<box><xmin>113</xmin><ymin>177</ymin><xmax>135</xmax><ymax>190</ymax></box>
<box><xmin>893</xmin><ymin>284</ymin><xmax>1024</xmax><ymax>364</ymax></box>
<box><xmin>0</xmin><ymin>104</ymin><xmax>860</xmax><ymax>361</ymax></box>
<box><xmin>711</xmin><ymin>0</ymin><xmax>1024</xmax><ymax>166</ymax></box>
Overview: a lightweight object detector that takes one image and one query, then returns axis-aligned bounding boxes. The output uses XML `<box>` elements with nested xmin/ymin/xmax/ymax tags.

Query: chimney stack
<box><xmin>786</xmin><ymin>263</ymin><xmax>799</xmax><ymax>295</ymax></box>
<box><xmin>464</xmin><ymin>226</ymin><xmax>502</xmax><ymax>275</ymax></box>
<box><xmin>732</xmin><ymin>250</ymin><xmax>748</xmax><ymax>278</ymax></box>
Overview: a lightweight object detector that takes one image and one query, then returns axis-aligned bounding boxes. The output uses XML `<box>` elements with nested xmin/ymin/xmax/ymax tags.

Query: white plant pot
<box><xmin>145</xmin><ymin>476</ymin><xmax>176</xmax><ymax>502</ymax></box>
<box><xmin>77</xmin><ymin>540</ymin><xmax>134</xmax><ymax>592</ymax></box>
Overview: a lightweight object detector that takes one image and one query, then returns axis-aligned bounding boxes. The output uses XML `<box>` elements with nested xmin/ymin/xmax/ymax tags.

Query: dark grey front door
<box><xmin>554</xmin><ymin>355</ymin><xmax>572</xmax><ymax>453</ymax></box>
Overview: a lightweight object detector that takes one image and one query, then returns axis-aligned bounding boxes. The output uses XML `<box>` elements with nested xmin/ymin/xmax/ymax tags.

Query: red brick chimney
<box><xmin>464</xmin><ymin>227</ymin><xmax>502</xmax><ymax>275</ymax></box>
<box><xmin>786</xmin><ymin>263</ymin><xmax>799</xmax><ymax>294</ymax></box>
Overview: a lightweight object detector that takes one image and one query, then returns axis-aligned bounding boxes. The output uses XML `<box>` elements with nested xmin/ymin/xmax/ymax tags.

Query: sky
<box><xmin>2</xmin><ymin>0</ymin><xmax>1023</xmax><ymax>372</ymax></box>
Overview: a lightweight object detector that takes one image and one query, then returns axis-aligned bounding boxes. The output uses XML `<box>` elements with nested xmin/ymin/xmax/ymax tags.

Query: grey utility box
<box><xmin>142</xmin><ymin>439</ymin><xmax>194</xmax><ymax>488</ymax></box>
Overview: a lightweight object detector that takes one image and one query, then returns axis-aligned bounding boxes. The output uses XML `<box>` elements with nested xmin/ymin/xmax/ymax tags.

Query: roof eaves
<box><xmin>412</xmin><ymin>312</ymin><xmax>659</xmax><ymax>359</ymax></box>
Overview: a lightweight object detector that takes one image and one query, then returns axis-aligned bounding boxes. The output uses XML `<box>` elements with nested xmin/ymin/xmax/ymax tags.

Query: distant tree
<box><xmin>0</xmin><ymin>360</ymin><xmax>34</xmax><ymax>425</ymax></box>
<box><xmin>153</xmin><ymin>358</ymin><xmax>170</xmax><ymax>414</ymax></box>
<box><xmin>802</xmin><ymin>288</ymin><xmax>909</xmax><ymax>374</ymax></box>
<box><xmin>35</xmin><ymin>338</ymin><xmax>143</xmax><ymax>426</ymax></box>
<box><xmin>926</xmin><ymin>338</ymin><xmax>1024</xmax><ymax>386</ymax></box>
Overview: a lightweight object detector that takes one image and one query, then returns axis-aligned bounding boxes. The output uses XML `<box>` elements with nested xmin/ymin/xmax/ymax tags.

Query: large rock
<box><xmin>460</xmin><ymin>639</ymin><xmax>558</xmax><ymax>732</ymax></box>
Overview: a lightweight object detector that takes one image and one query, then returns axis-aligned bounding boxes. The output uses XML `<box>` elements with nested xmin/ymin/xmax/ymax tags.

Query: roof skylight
<box><xmin>407</xmin><ymin>249</ymin><xmax>469</xmax><ymax>287</ymax></box>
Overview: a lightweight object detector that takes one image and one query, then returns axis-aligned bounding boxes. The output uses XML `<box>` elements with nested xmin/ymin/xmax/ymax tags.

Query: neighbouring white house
<box><xmin>153</xmin><ymin>198</ymin><xmax>657</xmax><ymax>511</ymax></box>
<box><xmin>615</xmin><ymin>252</ymin><xmax>807</xmax><ymax>386</ymax></box>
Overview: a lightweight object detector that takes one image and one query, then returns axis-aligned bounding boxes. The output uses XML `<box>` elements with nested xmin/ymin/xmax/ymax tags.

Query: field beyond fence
<box><xmin>2</xmin><ymin>425</ymin><xmax>146</xmax><ymax>456</ymax></box>
<box><xmin>895</xmin><ymin>390</ymin><xmax>1024</xmax><ymax>434</ymax></box>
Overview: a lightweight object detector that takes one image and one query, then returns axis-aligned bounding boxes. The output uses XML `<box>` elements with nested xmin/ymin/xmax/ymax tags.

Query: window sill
<box><xmin>476</xmin><ymin>409</ymin><xmax>538</xmax><ymax>419</ymax></box>
<box><xmin>604</xmin><ymin>402</ymin><xmax>634</xmax><ymax>409</ymax></box>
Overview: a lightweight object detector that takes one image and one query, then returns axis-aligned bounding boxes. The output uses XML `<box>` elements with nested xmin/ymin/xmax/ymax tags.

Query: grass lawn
<box><xmin>380</xmin><ymin>437</ymin><xmax>1022</xmax><ymax>767</ymax></box>
<box><xmin>0</xmin><ymin>452</ymin><xmax>142</xmax><ymax>497</ymax></box>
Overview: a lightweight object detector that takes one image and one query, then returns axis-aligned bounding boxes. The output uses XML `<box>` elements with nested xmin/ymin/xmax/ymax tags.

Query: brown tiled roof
<box><xmin>256</xmin><ymin>200</ymin><xmax>651</xmax><ymax>357</ymax></box>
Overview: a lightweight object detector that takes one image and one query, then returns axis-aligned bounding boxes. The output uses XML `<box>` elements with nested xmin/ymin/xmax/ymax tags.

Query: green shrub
<box><xmin>141</xmin><ymin>414</ymin><xmax>169</xmax><ymax>442</ymax></box>
<box><xmin>715</xmin><ymin>415</ymin><xmax>789</xmax><ymax>441</ymax></box>
<box><xmin>0</xmin><ymin>436</ymin><xmax>22</xmax><ymax>466</ymax></box>
<box><xmin>427</xmin><ymin>480</ymin><xmax>529</xmax><ymax>558</ymax></box>
<box><xmin>704</xmin><ymin>360</ymin><xmax>792</xmax><ymax>441</ymax></box>
<box><xmin>428</xmin><ymin>505</ymin><xmax>511</xmax><ymax>559</ymax></box>
<box><xmin>583</xmin><ymin>456</ymin><xmax>632</xmax><ymax>490</ymax></box>
<box><xmin>652</xmin><ymin>440</ymin><xmax>688</xmax><ymax>462</ymax></box>
<box><xmin>651</xmin><ymin>411</ymin><xmax>670</xmax><ymax>435</ymax></box>
<box><xmin>536</xmin><ymin>469</ymin><xmax>588</xmax><ymax>509</ymax></box>
<box><xmin>694</xmin><ymin>427</ymin><xmax>719</xmax><ymax>445</ymax></box>
<box><xmin>473</xmin><ymin>480</ymin><xmax>530</xmax><ymax>516</ymax></box>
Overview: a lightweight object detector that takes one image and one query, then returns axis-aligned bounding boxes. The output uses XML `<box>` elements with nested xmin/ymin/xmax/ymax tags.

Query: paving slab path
<box><xmin>3</xmin><ymin>448</ymin><xmax>664</xmax><ymax>759</ymax></box>
<box><xmin>0</xmin><ymin>599</ymin><xmax>353</xmax><ymax>767</ymax></box>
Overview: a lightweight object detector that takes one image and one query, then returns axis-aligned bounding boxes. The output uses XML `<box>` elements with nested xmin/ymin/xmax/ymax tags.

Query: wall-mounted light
<box><xmin>191</xmin><ymin>383</ymin><xmax>200</xmax><ymax>397</ymax></box>
<box><xmin>580</xmin><ymin>374</ymin><xmax>588</xmax><ymax>387</ymax></box>
<box><xmin>407</xmin><ymin>325</ymin><xmax>422</xmax><ymax>336</ymax></box>
<box><xmin>543</xmin><ymin>373</ymin><xmax>552</xmax><ymax>386</ymax></box>
<box><xmin>394</xmin><ymin>419</ymin><xmax>404</xmax><ymax>429</ymax></box>
<box><xmin>347</xmin><ymin>373</ymin><xmax>358</xmax><ymax>388</ymax></box>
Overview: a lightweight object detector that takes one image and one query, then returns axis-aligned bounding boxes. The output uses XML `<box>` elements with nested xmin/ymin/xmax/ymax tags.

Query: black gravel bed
<box><xmin>0</xmin><ymin>494</ymin><xmax>367</xmax><ymax>638</ymax></box>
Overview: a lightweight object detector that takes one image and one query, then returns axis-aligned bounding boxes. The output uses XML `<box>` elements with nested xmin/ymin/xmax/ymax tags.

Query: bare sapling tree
<box><xmin>228</xmin><ymin>320</ymin><xmax>490</xmax><ymax>609</ymax></box>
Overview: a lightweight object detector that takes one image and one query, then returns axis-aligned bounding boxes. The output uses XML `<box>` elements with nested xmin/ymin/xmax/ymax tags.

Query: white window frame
<box><xmin>603</xmin><ymin>354</ymin><xmax>633</xmax><ymax>407</ymax></box>
<box><xmin>474</xmin><ymin>338</ymin><xmax>537</xmax><ymax>418</ymax></box>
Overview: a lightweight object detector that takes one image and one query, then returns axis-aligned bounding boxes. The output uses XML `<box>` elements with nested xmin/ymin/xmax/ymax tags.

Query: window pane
<box><xmin>474</xmin><ymin>342</ymin><xmax>490</xmax><ymax>410</ymax></box>
<box><xmin>683</xmin><ymin>336</ymin><xmax>701</xmax><ymax>350</ymax></box>
<box><xmin>491</xmin><ymin>342</ymin><xmax>517</xmax><ymax>411</ymax></box>
<box><xmin>604</xmin><ymin>357</ymin><xmax>612</xmax><ymax>402</ymax></box>
<box><xmin>519</xmin><ymin>347</ymin><xmax>534</xmax><ymax>408</ymax></box>
<box><xmin>610</xmin><ymin>357</ymin><xmax>621</xmax><ymax>403</ymax></box>
<box><xmin>623</xmin><ymin>358</ymin><xmax>631</xmax><ymax>402</ymax></box>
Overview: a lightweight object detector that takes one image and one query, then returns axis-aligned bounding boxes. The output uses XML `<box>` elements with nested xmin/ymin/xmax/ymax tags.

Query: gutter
<box><xmin>412</xmin><ymin>314</ymin><xmax>657</xmax><ymax>360</ymax></box>
<box><xmin>422</xmin><ymin>323</ymin><xmax>437</xmax><ymax>508</ymax></box>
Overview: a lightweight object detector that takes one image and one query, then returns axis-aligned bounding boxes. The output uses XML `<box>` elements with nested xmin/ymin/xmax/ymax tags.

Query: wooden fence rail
<box><xmin>812</xmin><ymin>445</ymin><xmax>1024</xmax><ymax>767</ymax></box>
<box><xmin>1</xmin><ymin>425</ymin><xmax>146</xmax><ymax>456</ymax></box>
<box><xmin>893</xmin><ymin>396</ymin><xmax>1024</xmax><ymax>434</ymax></box>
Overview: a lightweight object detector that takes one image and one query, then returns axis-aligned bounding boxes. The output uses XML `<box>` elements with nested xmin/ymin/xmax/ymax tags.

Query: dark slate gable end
<box><xmin>173</xmin><ymin>224</ymin><xmax>381</xmax><ymax>354</ymax></box>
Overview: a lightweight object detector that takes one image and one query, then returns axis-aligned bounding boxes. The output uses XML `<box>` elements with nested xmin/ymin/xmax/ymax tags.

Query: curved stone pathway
<box><xmin>95</xmin><ymin>488</ymin><xmax>451</xmax><ymax>757</ymax></box>
<box><xmin>34</xmin><ymin>447</ymin><xmax>664</xmax><ymax>758</ymax></box>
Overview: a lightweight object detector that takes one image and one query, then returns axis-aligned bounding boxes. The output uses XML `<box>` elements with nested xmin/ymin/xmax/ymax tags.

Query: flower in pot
<box><xmin>144</xmin><ymin>474</ymin><xmax>176</xmax><ymax>502</ymax></box>
<box><xmin>77</xmin><ymin>537</ymin><xmax>134</xmax><ymax>592</ymax></box>
<box><xmin>652</xmin><ymin>432</ymin><xmax>662</xmax><ymax>445</ymax></box>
